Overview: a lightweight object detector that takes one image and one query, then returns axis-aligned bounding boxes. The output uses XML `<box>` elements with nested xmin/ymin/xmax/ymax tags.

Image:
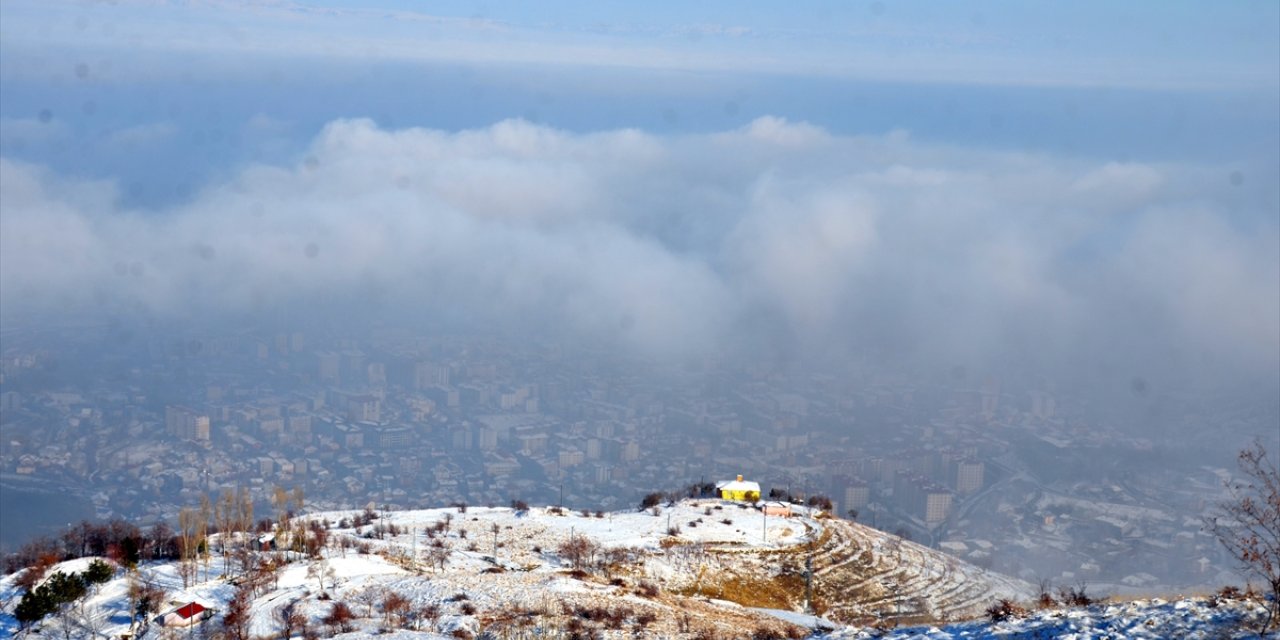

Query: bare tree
<box><xmin>322</xmin><ymin>601</ymin><xmax>355</xmax><ymax>634</ymax></box>
<box><xmin>237</xmin><ymin>486</ymin><xmax>255</xmax><ymax>556</ymax></box>
<box><xmin>1205</xmin><ymin>438</ymin><xmax>1280</xmax><ymax>632</ymax></box>
<box><xmin>354</xmin><ymin>586</ymin><xmax>384</xmax><ymax>618</ymax></box>
<box><xmin>128</xmin><ymin>571</ymin><xmax>165</xmax><ymax>634</ymax></box>
<box><xmin>382</xmin><ymin>590</ymin><xmax>410</xmax><ymax>628</ymax></box>
<box><xmin>557</xmin><ymin>536</ymin><xmax>599</xmax><ymax>572</ymax></box>
<box><xmin>216</xmin><ymin>489</ymin><xmax>237</xmax><ymax>574</ymax></box>
<box><xmin>67</xmin><ymin>602</ymin><xmax>107</xmax><ymax>639</ymax></box>
<box><xmin>307</xmin><ymin>557</ymin><xmax>335</xmax><ymax>595</ymax></box>
<box><xmin>418</xmin><ymin>603</ymin><xmax>441</xmax><ymax>632</ymax></box>
<box><xmin>425</xmin><ymin>544</ymin><xmax>450</xmax><ymax>574</ymax></box>
<box><xmin>292</xmin><ymin>486</ymin><xmax>306</xmax><ymax>516</ymax></box>
<box><xmin>272</xmin><ymin>486</ymin><xmax>291</xmax><ymax>533</ymax></box>
<box><xmin>275</xmin><ymin>598</ymin><xmax>306</xmax><ymax>640</ymax></box>
<box><xmin>199</xmin><ymin>493</ymin><xmax>212</xmax><ymax>582</ymax></box>
<box><xmin>179</xmin><ymin>506</ymin><xmax>205</xmax><ymax>588</ymax></box>
<box><xmin>222</xmin><ymin>584</ymin><xmax>253</xmax><ymax>640</ymax></box>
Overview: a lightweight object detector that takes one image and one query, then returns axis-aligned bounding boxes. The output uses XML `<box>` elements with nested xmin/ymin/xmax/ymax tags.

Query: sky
<box><xmin>0</xmin><ymin>0</ymin><xmax>1277</xmax><ymax>391</ymax></box>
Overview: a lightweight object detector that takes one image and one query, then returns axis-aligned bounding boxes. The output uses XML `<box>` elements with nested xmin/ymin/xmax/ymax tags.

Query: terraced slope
<box><xmin>667</xmin><ymin>511</ymin><xmax>1033</xmax><ymax>626</ymax></box>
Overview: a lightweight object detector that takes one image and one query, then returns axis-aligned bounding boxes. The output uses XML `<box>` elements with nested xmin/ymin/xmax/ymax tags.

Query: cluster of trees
<box><xmin>637</xmin><ymin>485</ymin><xmax>836</xmax><ymax>514</ymax></box>
<box><xmin>3</xmin><ymin>518</ymin><xmax>159</xmax><ymax>575</ymax></box>
<box><xmin>12</xmin><ymin>559</ymin><xmax>113</xmax><ymax>629</ymax></box>
<box><xmin>766</xmin><ymin>488</ymin><xmax>834</xmax><ymax>511</ymax></box>
<box><xmin>556</xmin><ymin>536</ymin><xmax>639</xmax><ymax>579</ymax></box>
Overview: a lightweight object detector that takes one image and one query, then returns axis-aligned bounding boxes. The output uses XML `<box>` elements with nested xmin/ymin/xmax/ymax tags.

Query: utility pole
<box><xmin>804</xmin><ymin>555</ymin><xmax>813</xmax><ymax>614</ymax></box>
<box><xmin>805</xmin><ymin>537</ymin><xmax>814</xmax><ymax>614</ymax></box>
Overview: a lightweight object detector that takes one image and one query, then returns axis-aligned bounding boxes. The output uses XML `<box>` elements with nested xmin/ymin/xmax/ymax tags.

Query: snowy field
<box><xmin>0</xmin><ymin>500</ymin><xmax>1272</xmax><ymax>639</ymax></box>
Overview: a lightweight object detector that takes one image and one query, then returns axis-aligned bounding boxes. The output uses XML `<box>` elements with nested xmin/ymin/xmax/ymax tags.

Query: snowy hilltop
<box><xmin>0</xmin><ymin>499</ymin><xmax>1273</xmax><ymax>638</ymax></box>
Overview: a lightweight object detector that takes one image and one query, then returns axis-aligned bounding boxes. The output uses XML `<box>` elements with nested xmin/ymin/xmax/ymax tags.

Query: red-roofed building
<box><xmin>161</xmin><ymin>601</ymin><xmax>210</xmax><ymax>627</ymax></box>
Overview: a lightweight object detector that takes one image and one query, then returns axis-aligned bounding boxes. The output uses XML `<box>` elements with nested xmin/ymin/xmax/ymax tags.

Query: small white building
<box><xmin>762</xmin><ymin>501</ymin><xmax>792</xmax><ymax>517</ymax></box>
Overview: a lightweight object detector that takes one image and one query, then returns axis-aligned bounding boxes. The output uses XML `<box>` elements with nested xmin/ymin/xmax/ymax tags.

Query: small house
<box><xmin>716</xmin><ymin>474</ymin><xmax>761</xmax><ymax>502</ymax></box>
<box><xmin>762</xmin><ymin>501</ymin><xmax>792</xmax><ymax>517</ymax></box>
<box><xmin>160</xmin><ymin>601</ymin><xmax>211</xmax><ymax>627</ymax></box>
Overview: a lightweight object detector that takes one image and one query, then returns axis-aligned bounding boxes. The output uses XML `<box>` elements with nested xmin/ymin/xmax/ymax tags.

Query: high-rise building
<box><xmin>620</xmin><ymin>440</ymin><xmax>641</xmax><ymax>463</ymax></box>
<box><xmin>981</xmin><ymin>376</ymin><xmax>1000</xmax><ymax>419</ymax></box>
<box><xmin>955</xmin><ymin>459</ymin><xmax>985</xmax><ymax>494</ymax></box>
<box><xmin>477</xmin><ymin>426</ymin><xmax>498</xmax><ymax>451</ymax></box>
<box><xmin>1030</xmin><ymin>390</ymin><xmax>1056</xmax><ymax>420</ymax></box>
<box><xmin>367</xmin><ymin>362</ymin><xmax>387</xmax><ymax>387</ymax></box>
<box><xmin>317</xmin><ymin>352</ymin><xmax>341</xmax><ymax>385</ymax></box>
<box><xmin>414</xmin><ymin>362</ymin><xmax>451</xmax><ymax>389</ymax></box>
<box><xmin>165</xmin><ymin>405</ymin><xmax>210</xmax><ymax>441</ymax></box>
<box><xmin>924</xmin><ymin>489</ymin><xmax>953</xmax><ymax>523</ymax></box>
<box><xmin>843</xmin><ymin>480</ymin><xmax>871</xmax><ymax>512</ymax></box>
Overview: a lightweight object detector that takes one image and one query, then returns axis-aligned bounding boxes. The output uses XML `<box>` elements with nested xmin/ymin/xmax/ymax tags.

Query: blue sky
<box><xmin>2</xmin><ymin>0</ymin><xmax>1277</xmax><ymax>198</ymax></box>
<box><xmin>3</xmin><ymin>0</ymin><xmax>1277</xmax><ymax>88</ymax></box>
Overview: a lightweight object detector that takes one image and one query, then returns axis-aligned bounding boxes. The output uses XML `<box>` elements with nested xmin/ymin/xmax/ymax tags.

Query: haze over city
<box><xmin>1</xmin><ymin>0</ymin><xmax>1277</xmax><ymax>617</ymax></box>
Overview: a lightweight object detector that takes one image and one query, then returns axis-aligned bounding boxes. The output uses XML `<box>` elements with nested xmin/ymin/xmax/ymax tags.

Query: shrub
<box><xmin>1034</xmin><ymin>579</ymin><xmax>1057</xmax><ymax>609</ymax></box>
<box><xmin>84</xmin><ymin>559</ymin><xmax>115</xmax><ymax>584</ymax></box>
<box><xmin>636</xmin><ymin>580</ymin><xmax>660</xmax><ymax>598</ymax></box>
<box><xmin>558</xmin><ymin>536</ymin><xmax>600</xmax><ymax>571</ymax></box>
<box><xmin>1057</xmin><ymin>582</ymin><xmax>1096</xmax><ymax>607</ymax></box>
<box><xmin>751</xmin><ymin>626</ymin><xmax>796</xmax><ymax>640</ymax></box>
<box><xmin>806</xmin><ymin>495</ymin><xmax>834</xmax><ymax>511</ymax></box>
<box><xmin>986</xmin><ymin>598</ymin><xmax>1028</xmax><ymax>623</ymax></box>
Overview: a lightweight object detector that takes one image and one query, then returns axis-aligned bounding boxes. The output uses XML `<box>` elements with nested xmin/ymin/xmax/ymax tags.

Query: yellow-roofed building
<box><xmin>716</xmin><ymin>474</ymin><xmax>761</xmax><ymax>502</ymax></box>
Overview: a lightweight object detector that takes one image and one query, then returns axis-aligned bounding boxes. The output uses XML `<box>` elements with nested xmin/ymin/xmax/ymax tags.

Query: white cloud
<box><xmin>1</xmin><ymin>117</ymin><xmax>1275</xmax><ymax>375</ymax></box>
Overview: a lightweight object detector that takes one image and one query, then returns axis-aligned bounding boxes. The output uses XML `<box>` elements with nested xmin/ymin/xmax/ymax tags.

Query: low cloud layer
<box><xmin>2</xmin><ymin>117</ymin><xmax>1276</xmax><ymax>379</ymax></box>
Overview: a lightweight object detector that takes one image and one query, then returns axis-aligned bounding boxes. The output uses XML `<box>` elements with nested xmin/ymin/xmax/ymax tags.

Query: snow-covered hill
<box><xmin>0</xmin><ymin>499</ymin><xmax>1272</xmax><ymax>638</ymax></box>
